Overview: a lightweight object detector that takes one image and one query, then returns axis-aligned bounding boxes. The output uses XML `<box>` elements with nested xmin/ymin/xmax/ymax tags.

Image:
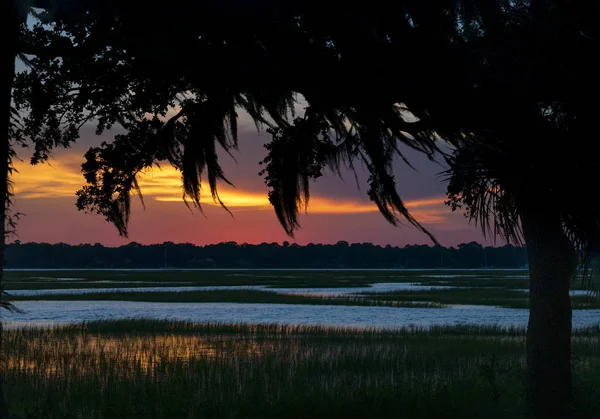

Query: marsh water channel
<box><xmin>3</xmin><ymin>274</ymin><xmax>600</xmax><ymax>329</ymax></box>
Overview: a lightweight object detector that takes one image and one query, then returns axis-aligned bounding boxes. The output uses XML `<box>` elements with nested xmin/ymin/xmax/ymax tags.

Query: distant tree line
<box><xmin>5</xmin><ymin>241</ymin><xmax>528</xmax><ymax>269</ymax></box>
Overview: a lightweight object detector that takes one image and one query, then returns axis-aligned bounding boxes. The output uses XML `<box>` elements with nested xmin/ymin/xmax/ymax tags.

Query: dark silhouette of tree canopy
<box><xmin>4</xmin><ymin>1</ymin><xmax>600</xmax><ymax>418</ymax></box>
<box><xmin>4</xmin><ymin>241</ymin><xmax>528</xmax><ymax>269</ymax></box>
<box><xmin>11</xmin><ymin>0</ymin><xmax>463</xmax><ymax>237</ymax></box>
<box><xmin>442</xmin><ymin>3</ymin><xmax>600</xmax><ymax>417</ymax></box>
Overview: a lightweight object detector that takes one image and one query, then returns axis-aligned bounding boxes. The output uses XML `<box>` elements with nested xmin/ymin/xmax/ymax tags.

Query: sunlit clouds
<box><xmin>11</xmin><ymin>152</ymin><xmax>449</xmax><ymax>224</ymax></box>
<box><xmin>11</xmin><ymin>156</ymin><xmax>84</xmax><ymax>199</ymax></box>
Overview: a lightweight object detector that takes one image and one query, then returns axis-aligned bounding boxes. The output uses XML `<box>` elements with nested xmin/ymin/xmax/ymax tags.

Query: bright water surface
<box><xmin>9</xmin><ymin>282</ymin><xmax>595</xmax><ymax>297</ymax></box>
<box><xmin>7</xmin><ymin>282</ymin><xmax>452</xmax><ymax>297</ymax></box>
<box><xmin>4</xmin><ymin>269</ymin><xmax>598</xmax><ymax>329</ymax></box>
<box><xmin>3</xmin><ymin>301</ymin><xmax>600</xmax><ymax>329</ymax></box>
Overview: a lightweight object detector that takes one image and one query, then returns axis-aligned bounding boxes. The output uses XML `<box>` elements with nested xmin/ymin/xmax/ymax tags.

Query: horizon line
<box><xmin>7</xmin><ymin>240</ymin><xmax>520</xmax><ymax>249</ymax></box>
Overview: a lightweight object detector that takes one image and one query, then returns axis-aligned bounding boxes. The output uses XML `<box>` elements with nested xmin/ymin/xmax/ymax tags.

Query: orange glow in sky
<box><xmin>9</xmin><ymin>147</ymin><xmax>484</xmax><ymax>246</ymax></box>
<box><xmin>11</xmin><ymin>154</ymin><xmax>448</xmax><ymax>222</ymax></box>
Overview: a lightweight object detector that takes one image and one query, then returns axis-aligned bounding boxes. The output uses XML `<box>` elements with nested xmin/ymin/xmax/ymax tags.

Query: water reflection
<box><xmin>10</xmin><ymin>282</ymin><xmax>596</xmax><ymax>298</ymax></box>
<box><xmin>3</xmin><ymin>301</ymin><xmax>600</xmax><ymax>329</ymax></box>
<box><xmin>7</xmin><ymin>282</ymin><xmax>453</xmax><ymax>297</ymax></box>
<box><xmin>7</xmin><ymin>334</ymin><xmax>282</xmax><ymax>377</ymax></box>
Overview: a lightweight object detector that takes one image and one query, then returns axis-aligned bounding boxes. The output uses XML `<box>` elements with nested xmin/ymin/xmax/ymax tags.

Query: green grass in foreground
<box><xmin>2</xmin><ymin>320</ymin><xmax>599</xmax><ymax>419</ymax></box>
<box><xmin>360</xmin><ymin>288</ymin><xmax>600</xmax><ymax>309</ymax></box>
<box><xmin>7</xmin><ymin>289</ymin><xmax>445</xmax><ymax>308</ymax></box>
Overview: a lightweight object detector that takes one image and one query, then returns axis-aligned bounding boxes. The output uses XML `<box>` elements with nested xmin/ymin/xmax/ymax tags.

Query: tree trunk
<box><xmin>1</xmin><ymin>1</ymin><xmax>18</xmax><ymax>418</ymax></box>
<box><xmin>521</xmin><ymin>210</ymin><xmax>577</xmax><ymax>419</ymax></box>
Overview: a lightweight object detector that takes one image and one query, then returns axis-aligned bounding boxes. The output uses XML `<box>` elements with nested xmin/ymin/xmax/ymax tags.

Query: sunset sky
<box><xmin>10</xmin><ymin>110</ymin><xmax>487</xmax><ymax>247</ymax></box>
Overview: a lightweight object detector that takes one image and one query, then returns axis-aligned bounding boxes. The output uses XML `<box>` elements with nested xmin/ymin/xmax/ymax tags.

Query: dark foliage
<box><xmin>4</xmin><ymin>241</ymin><xmax>527</xmax><ymax>270</ymax></box>
<box><xmin>6</xmin><ymin>2</ymin><xmax>600</xmax><ymax>417</ymax></box>
<box><xmin>12</xmin><ymin>0</ymin><xmax>462</xmax><ymax>239</ymax></box>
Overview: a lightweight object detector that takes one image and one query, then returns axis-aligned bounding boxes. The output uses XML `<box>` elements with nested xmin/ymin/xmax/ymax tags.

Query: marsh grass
<box><xmin>7</xmin><ymin>285</ymin><xmax>598</xmax><ymax>309</ymax></box>
<box><xmin>3</xmin><ymin>269</ymin><xmax>532</xmax><ymax>290</ymax></box>
<box><xmin>3</xmin><ymin>271</ymin><xmax>385</xmax><ymax>290</ymax></box>
<box><xmin>360</xmin><ymin>288</ymin><xmax>600</xmax><ymax>309</ymax></box>
<box><xmin>6</xmin><ymin>270</ymin><xmax>596</xmax><ymax>299</ymax></box>
<box><xmin>2</xmin><ymin>320</ymin><xmax>599</xmax><ymax>419</ymax></box>
<box><xmin>2</xmin><ymin>281</ymin><xmax>198</xmax><ymax>290</ymax></box>
<box><xmin>416</xmin><ymin>275</ymin><xmax>600</xmax><ymax>291</ymax></box>
<box><xmin>6</xmin><ymin>289</ymin><xmax>445</xmax><ymax>308</ymax></box>
<box><xmin>416</xmin><ymin>276</ymin><xmax>530</xmax><ymax>289</ymax></box>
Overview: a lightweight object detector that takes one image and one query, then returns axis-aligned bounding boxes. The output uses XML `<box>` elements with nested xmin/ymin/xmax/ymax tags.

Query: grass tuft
<box><xmin>2</xmin><ymin>319</ymin><xmax>599</xmax><ymax>419</ymax></box>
